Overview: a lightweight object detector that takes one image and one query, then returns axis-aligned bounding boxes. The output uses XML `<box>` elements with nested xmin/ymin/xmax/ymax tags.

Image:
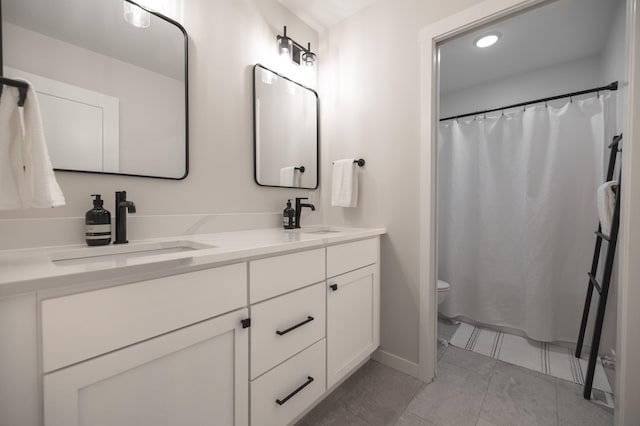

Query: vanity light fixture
<box><xmin>124</xmin><ymin>0</ymin><xmax>151</xmax><ymax>29</ymax></box>
<box><xmin>277</xmin><ymin>26</ymin><xmax>316</xmax><ymax>67</ymax></box>
<box><xmin>474</xmin><ymin>32</ymin><xmax>501</xmax><ymax>48</ymax></box>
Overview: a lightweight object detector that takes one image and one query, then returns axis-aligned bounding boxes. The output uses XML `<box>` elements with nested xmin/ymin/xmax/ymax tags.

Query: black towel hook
<box><xmin>0</xmin><ymin>78</ymin><xmax>29</xmax><ymax>107</ymax></box>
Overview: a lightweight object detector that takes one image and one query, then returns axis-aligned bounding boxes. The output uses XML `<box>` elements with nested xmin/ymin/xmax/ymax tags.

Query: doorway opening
<box><xmin>420</xmin><ymin>0</ymin><xmax>628</xmax><ymax>420</ymax></box>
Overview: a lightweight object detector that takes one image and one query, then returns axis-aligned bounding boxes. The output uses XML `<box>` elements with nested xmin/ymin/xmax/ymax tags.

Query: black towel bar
<box><xmin>333</xmin><ymin>159</ymin><xmax>365</xmax><ymax>167</ymax></box>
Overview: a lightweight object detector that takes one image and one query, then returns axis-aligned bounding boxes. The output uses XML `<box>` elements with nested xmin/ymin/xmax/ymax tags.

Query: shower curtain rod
<box><xmin>440</xmin><ymin>81</ymin><xmax>618</xmax><ymax>122</ymax></box>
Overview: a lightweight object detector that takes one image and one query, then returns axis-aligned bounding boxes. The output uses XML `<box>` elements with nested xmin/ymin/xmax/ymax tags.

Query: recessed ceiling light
<box><xmin>474</xmin><ymin>32</ymin><xmax>500</xmax><ymax>48</ymax></box>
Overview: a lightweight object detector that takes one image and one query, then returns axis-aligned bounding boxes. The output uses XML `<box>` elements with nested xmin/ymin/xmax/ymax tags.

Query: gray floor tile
<box><xmin>602</xmin><ymin>365</ymin><xmax>615</xmax><ymax>391</ymax></box>
<box><xmin>437</xmin><ymin>319</ymin><xmax>460</xmax><ymax>341</ymax></box>
<box><xmin>394</xmin><ymin>412</ymin><xmax>437</xmax><ymax>425</ymax></box>
<box><xmin>406</xmin><ymin>360</ymin><xmax>490</xmax><ymax>426</ymax></box>
<box><xmin>298</xmin><ymin>360</ymin><xmax>423</xmax><ymax>426</ymax></box>
<box><xmin>437</xmin><ymin>343</ymin><xmax>449</xmax><ymax>362</ymax></box>
<box><xmin>478</xmin><ymin>361</ymin><xmax>557</xmax><ymax>426</ymax></box>
<box><xmin>339</xmin><ymin>361</ymin><xmax>423</xmax><ymax>426</ymax></box>
<box><xmin>556</xmin><ymin>378</ymin><xmax>613</xmax><ymax>426</ymax></box>
<box><xmin>475</xmin><ymin>418</ymin><xmax>499</xmax><ymax>426</ymax></box>
<box><xmin>440</xmin><ymin>346</ymin><xmax>497</xmax><ymax>380</ymax></box>
<box><xmin>296</xmin><ymin>403</ymin><xmax>370</xmax><ymax>426</ymax></box>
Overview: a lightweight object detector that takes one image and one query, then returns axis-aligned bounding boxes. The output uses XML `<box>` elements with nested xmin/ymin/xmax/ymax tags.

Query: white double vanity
<box><xmin>0</xmin><ymin>226</ymin><xmax>384</xmax><ymax>426</ymax></box>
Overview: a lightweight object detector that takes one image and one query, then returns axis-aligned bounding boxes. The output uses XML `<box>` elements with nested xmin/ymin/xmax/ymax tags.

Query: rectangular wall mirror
<box><xmin>253</xmin><ymin>64</ymin><xmax>318</xmax><ymax>189</ymax></box>
<box><xmin>1</xmin><ymin>0</ymin><xmax>189</xmax><ymax>179</ymax></box>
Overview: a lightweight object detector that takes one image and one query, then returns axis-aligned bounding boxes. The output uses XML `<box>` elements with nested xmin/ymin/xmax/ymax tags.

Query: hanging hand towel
<box><xmin>331</xmin><ymin>159</ymin><xmax>358</xmax><ymax>208</ymax></box>
<box><xmin>0</xmin><ymin>79</ymin><xmax>65</xmax><ymax>209</ymax></box>
<box><xmin>597</xmin><ymin>180</ymin><xmax>617</xmax><ymax>237</ymax></box>
<box><xmin>280</xmin><ymin>166</ymin><xmax>296</xmax><ymax>187</ymax></box>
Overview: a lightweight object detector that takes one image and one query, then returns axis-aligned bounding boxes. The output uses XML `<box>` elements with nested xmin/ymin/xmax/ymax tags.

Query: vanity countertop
<box><xmin>0</xmin><ymin>226</ymin><xmax>385</xmax><ymax>298</ymax></box>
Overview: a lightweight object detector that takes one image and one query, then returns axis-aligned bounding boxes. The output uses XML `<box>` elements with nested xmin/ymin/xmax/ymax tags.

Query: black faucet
<box><xmin>114</xmin><ymin>191</ymin><xmax>136</xmax><ymax>244</ymax></box>
<box><xmin>295</xmin><ymin>197</ymin><xmax>315</xmax><ymax>229</ymax></box>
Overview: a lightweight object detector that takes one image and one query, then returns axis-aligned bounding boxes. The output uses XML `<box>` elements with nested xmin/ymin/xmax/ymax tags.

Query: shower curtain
<box><xmin>438</xmin><ymin>94</ymin><xmax>615</xmax><ymax>343</ymax></box>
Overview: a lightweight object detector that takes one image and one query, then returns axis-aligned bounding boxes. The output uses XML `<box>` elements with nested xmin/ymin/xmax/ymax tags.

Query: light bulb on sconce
<box><xmin>123</xmin><ymin>0</ymin><xmax>150</xmax><ymax>28</ymax></box>
<box><xmin>277</xmin><ymin>27</ymin><xmax>293</xmax><ymax>61</ymax></box>
<box><xmin>301</xmin><ymin>43</ymin><xmax>316</xmax><ymax>67</ymax></box>
<box><xmin>276</xmin><ymin>26</ymin><xmax>316</xmax><ymax>68</ymax></box>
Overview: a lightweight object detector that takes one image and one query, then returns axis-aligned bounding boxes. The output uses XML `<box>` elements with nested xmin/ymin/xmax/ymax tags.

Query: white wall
<box><xmin>0</xmin><ymin>0</ymin><xmax>320</xmax><ymax>249</ymax></box>
<box><xmin>318</xmin><ymin>0</ymin><xmax>485</xmax><ymax>366</ymax></box>
<box><xmin>440</xmin><ymin>55</ymin><xmax>605</xmax><ymax>118</ymax></box>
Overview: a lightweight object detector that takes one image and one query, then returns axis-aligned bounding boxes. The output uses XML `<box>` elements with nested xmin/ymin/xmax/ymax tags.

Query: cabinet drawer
<box><xmin>42</xmin><ymin>263</ymin><xmax>247</xmax><ymax>373</ymax></box>
<box><xmin>249</xmin><ymin>248</ymin><xmax>325</xmax><ymax>303</ymax></box>
<box><xmin>250</xmin><ymin>282</ymin><xmax>325</xmax><ymax>379</ymax></box>
<box><xmin>327</xmin><ymin>238</ymin><xmax>378</xmax><ymax>278</ymax></box>
<box><xmin>251</xmin><ymin>339</ymin><xmax>325</xmax><ymax>426</ymax></box>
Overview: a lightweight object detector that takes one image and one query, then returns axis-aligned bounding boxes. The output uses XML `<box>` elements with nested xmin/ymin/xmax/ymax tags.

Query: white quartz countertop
<box><xmin>0</xmin><ymin>226</ymin><xmax>385</xmax><ymax>298</ymax></box>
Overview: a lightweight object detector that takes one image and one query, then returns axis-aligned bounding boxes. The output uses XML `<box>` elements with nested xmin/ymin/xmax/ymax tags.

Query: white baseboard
<box><xmin>371</xmin><ymin>349</ymin><xmax>419</xmax><ymax>378</ymax></box>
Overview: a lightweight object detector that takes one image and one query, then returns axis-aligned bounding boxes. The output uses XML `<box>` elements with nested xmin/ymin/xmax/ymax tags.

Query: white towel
<box><xmin>0</xmin><ymin>79</ymin><xmax>65</xmax><ymax>209</ymax></box>
<box><xmin>280</xmin><ymin>166</ymin><xmax>296</xmax><ymax>187</ymax></box>
<box><xmin>331</xmin><ymin>159</ymin><xmax>358</xmax><ymax>208</ymax></box>
<box><xmin>597</xmin><ymin>180</ymin><xmax>617</xmax><ymax>237</ymax></box>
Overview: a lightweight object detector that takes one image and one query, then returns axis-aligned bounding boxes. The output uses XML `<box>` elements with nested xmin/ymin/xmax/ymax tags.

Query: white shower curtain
<box><xmin>438</xmin><ymin>94</ymin><xmax>615</xmax><ymax>343</ymax></box>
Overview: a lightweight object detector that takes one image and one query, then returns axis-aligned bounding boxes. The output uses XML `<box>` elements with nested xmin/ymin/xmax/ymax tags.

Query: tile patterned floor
<box><xmin>296</xmin><ymin>320</ymin><xmax>613</xmax><ymax>426</ymax></box>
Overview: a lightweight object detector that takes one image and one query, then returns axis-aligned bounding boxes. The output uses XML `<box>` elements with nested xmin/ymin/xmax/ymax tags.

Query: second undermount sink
<box><xmin>52</xmin><ymin>240</ymin><xmax>215</xmax><ymax>267</ymax></box>
<box><xmin>301</xmin><ymin>226</ymin><xmax>343</xmax><ymax>235</ymax></box>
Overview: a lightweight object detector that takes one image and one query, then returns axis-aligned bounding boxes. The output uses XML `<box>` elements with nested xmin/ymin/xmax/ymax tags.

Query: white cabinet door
<box><xmin>44</xmin><ymin>309</ymin><xmax>249</xmax><ymax>426</ymax></box>
<box><xmin>326</xmin><ymin>264</ymin><xmax>380</xmax><ymax>389</ymax></box>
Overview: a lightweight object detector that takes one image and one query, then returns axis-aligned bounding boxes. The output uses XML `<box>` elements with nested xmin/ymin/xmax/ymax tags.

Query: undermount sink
<box><xmin>52</xmin><ymin>240</ymin><xmax>215</xmax><ymax>267</ymax></box>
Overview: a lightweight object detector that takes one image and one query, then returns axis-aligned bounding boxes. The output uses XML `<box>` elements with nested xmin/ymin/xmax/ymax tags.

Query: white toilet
<box><xmin>437</xmin><ymin>279</ymin><xmax>451</xmax><ymax>347</ymax></box>
<box><xmin>437</xmin><ymin>279</ymin><xmax>450</xmax><ymax>305</ymax></box>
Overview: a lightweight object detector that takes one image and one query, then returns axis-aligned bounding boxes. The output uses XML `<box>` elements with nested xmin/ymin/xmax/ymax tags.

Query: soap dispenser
<box><xmin>283</xmin><ymin>199</ymin><xmax>295</xmax><ymax>229</ymax></box>
<box><xmin>85</xmin><ymin>194</ymin><xmax>112</xmax><ymax>246</ymax></box>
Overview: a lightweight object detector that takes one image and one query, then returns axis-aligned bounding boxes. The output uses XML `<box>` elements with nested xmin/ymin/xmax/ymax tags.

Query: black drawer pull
<box><xmin>329</xmin><ymin>283</ymin><xmax>338</xmax><ymax>291</ymax></box>
<box><xmin>276</xmin><ymin>376</ymin><xmax>314</xmax><ymax>406</ymax></box>
<box><xmin>276</xmin><ymin>316</ymin><xmax>314</xmax><ymax>336</ymax></box>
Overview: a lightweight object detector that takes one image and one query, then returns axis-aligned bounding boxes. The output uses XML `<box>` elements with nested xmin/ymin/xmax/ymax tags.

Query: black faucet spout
<box><xmin>294</xmin><ymin>197</ymin><xmax>315</xmax><ymax>229</ymax></box>
<box><xmin>114</xmin><ymin>191</ymin><xmax>136</xmax><ymax>244</ymax></box>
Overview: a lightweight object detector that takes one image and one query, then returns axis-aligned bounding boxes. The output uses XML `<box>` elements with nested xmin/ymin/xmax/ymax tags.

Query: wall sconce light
<box><xmin>277</xmin><ymin>26</ymin><xmax>316</xmax><ymax>67</ymax></box>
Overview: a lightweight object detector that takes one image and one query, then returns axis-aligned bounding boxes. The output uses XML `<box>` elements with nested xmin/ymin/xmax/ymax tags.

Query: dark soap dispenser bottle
<box><xmin>283</xmin><ymin>199</ymin><xmax>295</xmax><ymax>229</ymax></box>
<box><xmin>85</xmin><ymin>194</ymin><xmax>112</xmax><ymax>246</ymax></box>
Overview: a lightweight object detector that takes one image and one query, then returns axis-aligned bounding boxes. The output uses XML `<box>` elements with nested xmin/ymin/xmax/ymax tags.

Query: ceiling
<box><xmin>439</xmin><ymin>0</ymin><xmax>621</xmax><ymax>94</ymax></box>
<box><xmin>277</xmin><ymin>0</ymin><xmax>378</xmax><ymax>31</ymax></box>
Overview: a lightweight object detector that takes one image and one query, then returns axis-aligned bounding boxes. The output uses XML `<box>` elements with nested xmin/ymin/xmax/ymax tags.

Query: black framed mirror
<box><xmin>1</xmin><ymin>0</ymin><xmax>189</xmax><ymax>179</ymax></box>
<box><xmin>253</xmin><ymin>64</ymin><xmax>319</xmax><ymax>189</ymax></box>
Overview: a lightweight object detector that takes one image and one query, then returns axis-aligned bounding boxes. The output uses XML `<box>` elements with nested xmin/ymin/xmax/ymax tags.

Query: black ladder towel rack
<box><xmin>575</xmin><ymin>133</ymin><xmax>622</xmax><ymax>400</ymax></box>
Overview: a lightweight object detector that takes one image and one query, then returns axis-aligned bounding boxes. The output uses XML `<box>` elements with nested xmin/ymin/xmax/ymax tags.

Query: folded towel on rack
<box><xmin>597</xmin><ymin>180</ymin><xmax>617</xmax><ymax>237</ymax></box>
<box><xmin>280</xmin><ymin>166</ymin><xmax>297</xmax><ymax>187</ymax></box>
<box><xmin>331</xmin><ymin>159</ymin><xmax>358</xmax><ymax>208</ymax></box>
<box><xmin>0</xmin><ymin>79</ymin><xmax>65</xmax><ymax>209</ymax></box>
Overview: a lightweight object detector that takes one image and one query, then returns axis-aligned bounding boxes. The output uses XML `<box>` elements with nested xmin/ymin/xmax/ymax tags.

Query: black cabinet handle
<box><xmin>276</xmin><ymin>316</ymin><xmax>314</xmax><ymax>336</ymax></box>
<box><xmin>276</xmin><ymin>376</ymin><xmax>314</xmax><ymax>406</ymax></box>
<box><xmin>330</xmin><ymin>283</ymin><xmax>338</xmax><ymax>291</ymax></box>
